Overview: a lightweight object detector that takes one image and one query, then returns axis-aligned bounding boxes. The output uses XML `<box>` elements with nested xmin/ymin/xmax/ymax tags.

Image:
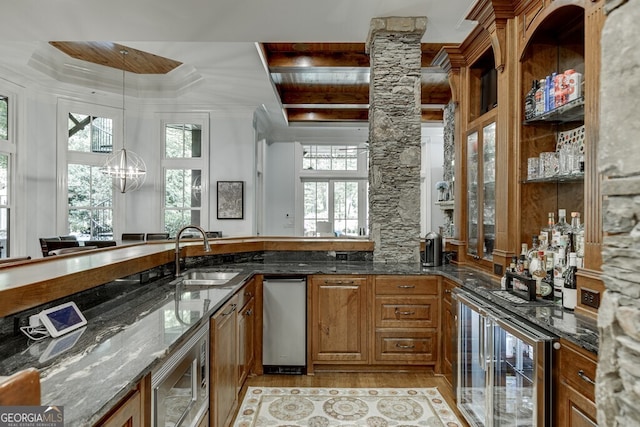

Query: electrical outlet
<box><xmin>581</xmin><ymin>288</ymin><xmax>600</xmax><ymax>309</ymax></box>
<box><xmin>494</xmin><ymin>263</ymin><xmax>503</xmax><ymax>276</ymax></box>
<box><xmin>336</xmin><ymin>252</ymin><xmax>348</xmax><ymax>261</ymax></box>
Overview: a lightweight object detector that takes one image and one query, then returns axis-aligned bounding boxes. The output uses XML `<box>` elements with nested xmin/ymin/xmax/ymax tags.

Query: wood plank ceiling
<box><xmin>259</xmin><ymin>42</ymin><xmax>452</xmax><ymax>125</ymax></box>
<box><xmin>50</xmin><ymin>41</ymin><xmax>452</xmax><ymax>126</ymax></box>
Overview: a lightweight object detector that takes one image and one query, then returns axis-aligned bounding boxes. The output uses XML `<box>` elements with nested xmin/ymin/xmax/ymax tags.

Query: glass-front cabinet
<box><xmin>467</xmin><ymin>117</ymin><xmax>496</xmax><ymax>262</ymax></box>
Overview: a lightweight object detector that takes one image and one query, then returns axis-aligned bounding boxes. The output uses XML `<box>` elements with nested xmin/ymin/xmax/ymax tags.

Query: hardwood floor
<box><xmin>236</xmin><ymin>372</ymin><xmax>469</xmax><ymax>426</ymax></box>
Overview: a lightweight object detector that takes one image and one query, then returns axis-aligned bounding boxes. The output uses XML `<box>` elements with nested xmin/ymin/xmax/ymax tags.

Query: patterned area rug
<box><xmin>233</xmin><ymin>387</ymin><xmax>463</xmax><ymax>426</ymax></box>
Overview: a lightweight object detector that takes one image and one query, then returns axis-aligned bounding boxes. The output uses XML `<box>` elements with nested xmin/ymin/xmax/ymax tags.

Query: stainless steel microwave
<box><xmin>151</xmin><ymin>322</ymin><xmax>209</xmax><ymax>427</ymax></box>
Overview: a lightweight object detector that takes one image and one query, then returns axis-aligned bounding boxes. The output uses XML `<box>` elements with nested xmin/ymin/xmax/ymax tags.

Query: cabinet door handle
<box><xmin>577</xmin><ymin>370</ymin><xmax>595</xmax><ymax>386</ymax></box>
<box><xmin>222</xmin><ymin>304</ymin><xmax>237</xmax><ymax>316</ymax></box>
<box><xmin>244</xmin><ymin>309</ymin><xmax>253</xmax><ymax>316</ymax></box>
<box><xmin>395</xmin><ymin>308</ymin><xmax>416</xmax><ymax>316</ymax></box>
<box><xmin>396</xmin><ymin>343</ymin><xmax>416</xmax><ymax>349</ymax></box>
<box><xmin>444</xmin><ymin>289</ymin><xmax>451</xmax><ymax>294</ymax></box>
<box><xmin>321</xmin><ymin>325</ymin><xmax>330</xmax><ymax>335</ymax></box>
<box><xmin>244</xmin><ymin>292</ymin><xmax>253</xmax><ymax>298</ymax></box>
<box><xmin>398</xmin><ymin>285</ymin><xmax>415</xmax><ymax>289</ymax></box>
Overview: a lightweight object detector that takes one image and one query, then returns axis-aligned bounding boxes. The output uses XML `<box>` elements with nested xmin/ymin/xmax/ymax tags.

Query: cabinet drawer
<box><xmin>375</xmin><ymin>276</ymin><xmax>438</xmax><ymax>295</ymax></box>
<box><xmin>559</xmin><ymin>340</ymin><xmax>597</xmax><ymax>402</ymax></box>
<box><xmin>238</xmin><ymin>279</ymin><xmax>256</xmax><ymax>309</ymax></box>
<box><xmin>374</xmin><ymin>331</ymin><xmax>437</xmax><ymax>363</ymax></box>
<box><xmin>375</xmin><ymin>296</ymin><xmax>438</xmax><ymax>328</ymax></box>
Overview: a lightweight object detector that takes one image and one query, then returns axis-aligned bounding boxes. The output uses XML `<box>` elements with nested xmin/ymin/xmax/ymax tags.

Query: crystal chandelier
<box><xmin>101</xmin><ymin>49</ymin><xmax>146</xmax><ymax>193</ymax></box>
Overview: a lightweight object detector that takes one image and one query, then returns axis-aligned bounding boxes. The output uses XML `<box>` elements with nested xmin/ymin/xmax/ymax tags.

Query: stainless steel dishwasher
<box><xmin>262</xmin><ymin>276</ymin><xmax>307</xmax><ymax>374</ymax></box>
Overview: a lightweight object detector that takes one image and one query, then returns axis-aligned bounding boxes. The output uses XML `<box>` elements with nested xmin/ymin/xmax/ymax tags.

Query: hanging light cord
<box><xmin>121</xmin><ymin>49</ymin><xmax>127</xmax><ymax>151</ymax></box>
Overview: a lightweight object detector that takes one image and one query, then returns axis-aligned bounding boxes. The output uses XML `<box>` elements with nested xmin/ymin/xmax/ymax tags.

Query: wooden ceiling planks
<box><xmin>261</xmin><ymin>42</ymin><xmax>452</xmax><ymax>124</ymax></box>
<box><xmin>49</xmin><ymin>41</ymin><xmax>182</xmax><ymax>74</ymax></box>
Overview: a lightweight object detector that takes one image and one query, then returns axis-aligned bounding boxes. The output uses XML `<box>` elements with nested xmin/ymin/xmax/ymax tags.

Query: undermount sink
<box><xmin>180</xmin><ymin>270</ymin><xmax>240</xmax><ymax>286</ymax></box>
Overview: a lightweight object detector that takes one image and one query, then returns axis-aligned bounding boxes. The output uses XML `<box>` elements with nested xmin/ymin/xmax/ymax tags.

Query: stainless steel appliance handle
<box><xmin>479</xmin><ymin>315</ymin><xmax>485</xmax><ymax>371</ymax></box>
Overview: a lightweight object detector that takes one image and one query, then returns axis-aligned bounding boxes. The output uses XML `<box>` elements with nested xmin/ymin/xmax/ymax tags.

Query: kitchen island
<box><xmin>0</xmin><ymin>238</ymin><xmax>598</xmax><ymax>425</ymax></box>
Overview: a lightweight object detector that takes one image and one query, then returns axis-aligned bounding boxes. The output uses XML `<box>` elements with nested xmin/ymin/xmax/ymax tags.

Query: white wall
<box><xmin>263</xmin><ymin>141</ymin><xmax>296</xmax><ymax>236</ymax></box>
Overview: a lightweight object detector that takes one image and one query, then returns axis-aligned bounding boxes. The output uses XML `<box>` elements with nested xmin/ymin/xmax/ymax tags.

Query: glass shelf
<box><xmin>522</xmin><ymin>172</ymin><xmax>584</xmax><ymax>184</ymax></box>
<box><xmin>523</xmin><ymin>97</ymin><xmax>585</xmax><ymax>124</ymax></box>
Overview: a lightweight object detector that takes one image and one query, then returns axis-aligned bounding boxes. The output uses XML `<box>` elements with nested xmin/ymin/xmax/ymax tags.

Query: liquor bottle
<box><xmin>541</xmin><ymin>212</ymin><xmax>555</xmax><ymax>249</ymax></box>
<box><xmin>563</xmin><ymin>252</ymin><xmax>578</xmax><ymax>310</ymax></box>
<box><xmin>525</xmin><ymin>80</ymin><xmax>538</xmax><ymax>120</ymax></box>
<box><xmin>517</xmin><ymin>243</ymin><xmax>528</xmax><ymax>275</ymax></box>
<box><xmin>552</xmin><ymin>209</ymin><xmax>571</xmax><ymax>248</ymax></box>
<box><xmin>574</xmin><ymin>212</ymin><xmax>585</xmax><ymax>268</ymax></box>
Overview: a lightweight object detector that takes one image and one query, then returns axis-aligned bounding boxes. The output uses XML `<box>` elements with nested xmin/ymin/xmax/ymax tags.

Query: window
<box><xmin>0</xmin><ymin>95</ymin><xmax>7</xmax><ymax>141</ymax></box>
<box><xmin>66</xmin><ymin>112</ymin><xmax>115</xmax><ymax>240</ymax></box>
<box><xmin>298</xmin><ymin>143</ymin><xmax>368</xmax><ymax>237</ymax></box>
<box><xmin>0</xmin><ymin>93</ymin><xmax>14</xmax><ymax>257</ymax></box>
<box><xmin>161</xmin><ymin>117</ymin><xmax>208</xmax><ymax>237</ymax></box>
<box><xmin>58</xmin><ymin>101</ymin><xmax>120</xmax><ymax>241</ymax></box>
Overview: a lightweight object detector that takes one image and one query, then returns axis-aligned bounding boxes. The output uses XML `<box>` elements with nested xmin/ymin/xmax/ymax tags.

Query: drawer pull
<box><xmin>396</xmin><ymin>343</ymin><xmax>416</xmax><ymax>349</ymax></box>
<box><xmin>395</xmin><ymin>308</ymin><xmax>416</xmax><ymax>316</ymax></box>
<box><xmin>223</xmin><ymin>304</ymin><xmax>237</xmax><ymax>316</ymax></box>
<box><xmin>325</xmin><ymin>280</ymin><xmax>354</xmax><ymax>285</ymax></box>
<box><xmin>398</xmin><ymin>285</ymin><xmax>415</xmax><ymax>289</ymax></box>
<box><xmin>577</xmin><ymin>370</ymin><xmax>595</xmax><ymax>386</ymax></box>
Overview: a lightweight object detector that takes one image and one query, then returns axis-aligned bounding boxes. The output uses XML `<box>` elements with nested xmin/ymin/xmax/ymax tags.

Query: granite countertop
<box><xmin>0</xmin><ymin>261</ymin><xmax>599</xmax><ymax>426</ymax></box>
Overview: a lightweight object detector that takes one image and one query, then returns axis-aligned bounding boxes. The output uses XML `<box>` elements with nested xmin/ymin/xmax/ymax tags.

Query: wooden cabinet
<box><xmin>309</xmin><ymin>275</ymin><xmax>369</xmax><ymax>366</ymax></box>
<box><xmin>555</xmin><ymin>339</ymin><xmax>598</xmax><ymax>426</ymax></box>
<box><xmin>440</xmin><ymin>278</ymin><xmax>457</xmax><ymax>386</ymax></box>
<box><xmin>211</xmin><ymin>294</ymin><xmax>239</xmax><ymax>427</ymax></box>
<box><xmin>237</xmin><ymin>278</ymin><xmax>256</xmax><ymax>388</ymax></box>
<box><xmin>94</xmin><ymin>375</ymin><xmax>150</xmax><ymax>427</ymax></box>
<box><xmin>372</xmin><ymin>276</ymin><xmax>439</xmax><ymax>365</ymax></box>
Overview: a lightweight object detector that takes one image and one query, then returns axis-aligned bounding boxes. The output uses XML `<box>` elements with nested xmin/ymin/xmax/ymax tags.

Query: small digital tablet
<box><xmin>39</xmin><ymin>301</ymin><xmax>88</xmax><ymax>338</ymax></box>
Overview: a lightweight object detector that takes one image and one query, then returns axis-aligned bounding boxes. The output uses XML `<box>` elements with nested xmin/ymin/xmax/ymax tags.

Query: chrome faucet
<box><xmin>175</xmin><ymin>225</ymin><xmax>211</xmax><ymax>277</ymax></box>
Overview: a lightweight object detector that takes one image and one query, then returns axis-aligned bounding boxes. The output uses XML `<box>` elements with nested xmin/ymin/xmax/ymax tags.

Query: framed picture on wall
<box><xmin>217</xmin><ymin>181</ymin><xmax>244</xmax><ymax>219</ymax></box>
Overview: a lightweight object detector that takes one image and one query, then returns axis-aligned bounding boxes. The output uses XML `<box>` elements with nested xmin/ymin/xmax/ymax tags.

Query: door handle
<box><xmin>396</xmin><ymin>343</ymin><xmax>416</xmax><ymax>349</ymax></box>
<box><xmin>395</xmin><ymin>308</ymin><xmax>416</xmax><ymax>316</ymax></box>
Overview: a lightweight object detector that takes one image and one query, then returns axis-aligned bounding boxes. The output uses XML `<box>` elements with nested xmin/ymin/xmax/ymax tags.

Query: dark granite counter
<box><xmin>0</xmin><ymin>259</ymin><xmax>599</xmax><ymax>426</ymax></box>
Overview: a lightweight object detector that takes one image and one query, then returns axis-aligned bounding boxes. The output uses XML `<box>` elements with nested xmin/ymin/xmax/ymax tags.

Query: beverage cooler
<box><xmin>453</xmin><ymin>289</ymin><xmax>556</xmax><ymax>427</ymax></box>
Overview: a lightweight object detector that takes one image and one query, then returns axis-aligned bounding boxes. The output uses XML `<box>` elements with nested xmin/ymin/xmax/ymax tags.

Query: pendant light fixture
<box><xmin>101</xmin><ymin>49</ymin><xmax>146</xmax><ymax>193</ymax></box>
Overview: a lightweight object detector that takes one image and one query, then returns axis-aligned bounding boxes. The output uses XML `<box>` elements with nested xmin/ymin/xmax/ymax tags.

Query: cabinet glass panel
<box><xmin>457</xmin><ymin>299</ymin><xmax>487</xmax><ymax>426</ymax></box>
<box><xmin>492</xmin><ymin>325</ymin><xmax>536</xmax><ymax>426</ymax></box>
<box><xmin>467</xmin><ymin>131</ymin><xmax>479</xmax><ymax>257</ymax></box>
<box><xmin>482</xmin><ymin>122</ymin><xmax>496</xmax><ymax>261</ymax></box>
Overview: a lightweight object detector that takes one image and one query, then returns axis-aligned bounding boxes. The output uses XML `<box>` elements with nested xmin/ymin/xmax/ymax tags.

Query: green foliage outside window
<box><xmin>0</xmin><ymin>96</ymin><xmax>8</xmax><ymax>140</ymax></box>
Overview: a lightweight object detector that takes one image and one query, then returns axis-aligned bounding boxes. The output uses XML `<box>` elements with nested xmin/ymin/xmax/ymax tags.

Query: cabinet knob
<box><xmin>244</xmin><ymin>309</ymin><xmax>253</xmax><ymax>316</ymax></box>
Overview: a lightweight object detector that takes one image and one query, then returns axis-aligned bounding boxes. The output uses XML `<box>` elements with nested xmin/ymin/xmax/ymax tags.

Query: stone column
<box><xmin>366</xmin><ymin>16</ymin><xmax>426</xmax><ymax>264</ymax></box>
<box><xmin>597</xmin><ymin>1</ymin><xmax>640</xmax><ymax>426</ymax></box>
